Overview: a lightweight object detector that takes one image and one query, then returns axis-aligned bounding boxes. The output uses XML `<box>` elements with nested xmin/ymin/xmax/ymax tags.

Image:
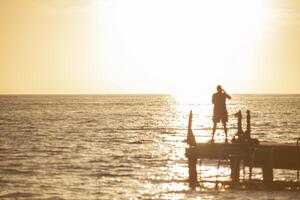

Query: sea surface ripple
<box><xmin>0</xmin><ymin>94</ymin><xmax>300</xmax><ymax>199</ymax></box>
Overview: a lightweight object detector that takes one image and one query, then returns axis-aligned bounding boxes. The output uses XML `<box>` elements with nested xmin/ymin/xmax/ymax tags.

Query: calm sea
<box><xmin>1</xmin><ymin>94</ymin><xmax>300</xmax><ymax>199</ymax></box>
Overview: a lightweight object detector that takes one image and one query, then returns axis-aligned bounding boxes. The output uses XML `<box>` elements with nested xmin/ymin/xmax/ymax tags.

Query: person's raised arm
<box><xmin>223</xmin><ymin>90</ymin><xmax>231</xmax><ymax>99</ymax></box>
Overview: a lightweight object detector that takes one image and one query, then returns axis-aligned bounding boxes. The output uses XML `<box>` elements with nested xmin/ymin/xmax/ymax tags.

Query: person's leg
<box><xmin>212</xmin><ymin>122</ymin><xmax>217</xmax><ymax>141</ymax></box>
<box><xmin>222</xmin><ymin>121</ymin><xmax>228</xmax><ymax>142</ymax></box>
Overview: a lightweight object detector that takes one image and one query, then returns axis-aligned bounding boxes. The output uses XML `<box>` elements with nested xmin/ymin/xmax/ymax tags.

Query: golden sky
<box><xmin>0</xmin><ymin>0</ymin><xmax>300</xmax><ymax>94</ymax></box>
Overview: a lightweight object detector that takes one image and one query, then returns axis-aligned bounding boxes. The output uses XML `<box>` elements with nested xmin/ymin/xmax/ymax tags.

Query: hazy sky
<box><xmin>1</xmin><ymin>0</ymin><xmax>300</xmax><ymax>94</ymax></box>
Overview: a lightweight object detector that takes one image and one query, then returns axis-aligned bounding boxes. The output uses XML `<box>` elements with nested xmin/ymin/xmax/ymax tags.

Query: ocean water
<box><xmin>0</xmin><ymin>94</ymin><xmax>300</xmax><ymax>200</ymax></box>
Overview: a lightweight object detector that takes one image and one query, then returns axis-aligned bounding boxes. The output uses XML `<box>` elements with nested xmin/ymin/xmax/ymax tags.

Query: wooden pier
<box><xmin>185</xmin><ymin>110</ymin><xmax>300</xmax><ymax>190</ymax></box>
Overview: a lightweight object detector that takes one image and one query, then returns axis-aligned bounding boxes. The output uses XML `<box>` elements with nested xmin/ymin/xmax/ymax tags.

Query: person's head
<box><xmin>217</xmin><ymin>85</ymin><xmax>223</xmax><ymax>92</ymax></box>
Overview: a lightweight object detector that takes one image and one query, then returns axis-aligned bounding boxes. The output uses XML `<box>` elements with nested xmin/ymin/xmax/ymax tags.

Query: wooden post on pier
<box><xmin>262</xmin><ymin>167</ymin><xmax>273</xmax><ymax>184</ymax></box>
<box><xmin>236</xmin><ymin>110</ymin><xmax>243</xmax><ymax>138</ymax></box>
<box><xmin>262</xmin><ymin>148</ymin><xmax>274</xmax><ymax>184</ymax></box>
<box><xmin>245</xmin><ymin>110</ymin><xmax>251</xmax><ymax>140</ymax></box>
<box><xmin>230</xmin><ymin>155</ymin><xmax>241</xmax><ymax>185</ymax></box>
<box><xmin>186</xmin><ymin>110</ymin><xmax>197</xmax><ymax>188</ymax></box>
<box><xmin>188</xmin><ymin>157</ymin><xmax>197</xmax><ymax>189</ymax></box>
<box><xmin>187</xmin><ymin>111</ymin><xmax>196</xmax><ymax>146</ymax></box>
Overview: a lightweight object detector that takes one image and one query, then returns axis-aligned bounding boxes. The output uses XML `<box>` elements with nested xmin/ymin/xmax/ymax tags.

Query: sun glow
<box><xmin>93</xmin><ymin>0</ymin><xmax>271</xmax><ymax>96</ymax></box>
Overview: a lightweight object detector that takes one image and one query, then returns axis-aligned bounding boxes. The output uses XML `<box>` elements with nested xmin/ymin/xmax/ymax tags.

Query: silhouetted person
<box><xmin>211</xmin><ymin>85</ymin><xmax>231</xmax><ymax>143</ymax></box>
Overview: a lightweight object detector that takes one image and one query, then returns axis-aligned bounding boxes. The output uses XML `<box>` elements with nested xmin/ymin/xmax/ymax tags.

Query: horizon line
<box><xmin>0</xmin><ymin>92</ymin><xmax>300</xmax><ymax>96</ymax></box>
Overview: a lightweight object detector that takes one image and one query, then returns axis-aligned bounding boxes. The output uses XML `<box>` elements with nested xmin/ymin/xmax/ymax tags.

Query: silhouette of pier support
<box><xmin>188</xmin><ymin>157</ymin><xmax>197</xmax><ymax>188</ymax></box>
<box><xmin>230</xmin><ymin>155</ymin><xmax>241</xmax><ymax>185</ymax></box>
<box><xmin>186</xmin><ymin>111</ymin><xmax>197</xmax><ymax>188</ymax></box>
<box><xmin>262</xmin><ymin>167</ymin><xmax>273</xmax><ymax>184</ymax></box>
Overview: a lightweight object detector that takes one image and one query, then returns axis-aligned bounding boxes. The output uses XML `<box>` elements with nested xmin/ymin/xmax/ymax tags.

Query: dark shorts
<box><xmin>213</xmin><ymin>110</ymin><xmax>228</xmax><ymax>123</ymax></box>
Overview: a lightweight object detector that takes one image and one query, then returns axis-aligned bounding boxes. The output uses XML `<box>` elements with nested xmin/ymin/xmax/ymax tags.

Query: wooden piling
<box><xmin>262</xmin><ymin>167</ymin><xmax>273</xmax><ymax>184</ymax></box>
<box><xmin>263</xmin><ymin>147</ymin><xmax>274</xmax><ymax>184</ymax></box>
<box><xmin>297</xmin><ymin>138</ymin><xmax>300</xmax><ymax>183</ymax></box>
<box><xmin>187</xmin><ymin>111</ymin><xmax>196</xmax><ymax>146</ymax></box>
<box><xmin>230</xmin><ymin>155</ymin><xmax>240</xmax><ymax>185</ymax></box>
<box><xmin>245</xmin><ymin>110</ymin><xmax>251</xmax><ymax>140</ymax></box>
<box><xmin>188</xmin><ymin>157</ymin><xmax>197</xmax><ymax>189</ymax></box>
<box><xmin>187</xmin><ymin>110</ymin><xmax>197</xmax><ymax>188</ymax></box>
<box><xmin>236</xmin><ymin>110</ymin><xmax>243</xmax><ymax>138</ymax></box>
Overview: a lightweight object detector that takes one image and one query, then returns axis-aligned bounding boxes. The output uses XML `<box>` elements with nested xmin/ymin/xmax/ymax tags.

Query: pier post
<box><xmin>188</xmin><ymin>157</ymin><xmax>197</xmax><ymax>189</ymax></box>
<box><xmin>187</xmin><ymin>111</ymin><xmax>196</xmax><ymax>146</ymax></box>
<box><xmin>236</xmin><ymin>111</ymin><xmax>243</xmax><ymax>139</ymax></box>
<box><xmin>262</xmin><ymin>167</ymin><xmax>273</xmax><ymax>184</ymax></box>
<box><xmin>186</xmin><ymin>110</ymin><xmax>197</xmax><ymax>188</ymax></box>
<box><xmin>263</xmin><ymin>148</ymin><xmax>273</xmax><ymax>184</ymax></box>
<box><xmin>245</xmin><ymin>110</ymin><xmax>251</xmax><ymax>140</ymax></box>
<box><xmin>230</xmin><ymin>155</ymin><xmax>240</xmax><ymax>185</ymax></box>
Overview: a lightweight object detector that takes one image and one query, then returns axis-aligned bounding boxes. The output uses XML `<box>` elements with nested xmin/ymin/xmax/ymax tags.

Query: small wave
<box><xmin>128</xmin><ymin>139</ymin><xmax>154</xmax><ymax>144</ymax></box>
<box><xmin>128</xmin><ymin>141</ymin><xmax>144</xmax><ymax>144</ymax></box>
<box><xmin>86</xmin><ymin>172</ymin><xmax>130</xmax><ymax>178</ymax></box>
<box><xmin>0</xmin><ymin>168</ymin><xmax>37</xmax><ymax>175</ymax></box>
<box><xmin>44</xmin><ymin>197</ymin><xmax>66</xmax><ymax>200</ymax></box>
<box><xmin>149</xmin><ymin>178</ymin><xmax>187</xmax><ymax>184</ymax></box>
<box><xmin>0</xmin><ymin>192</ymin><xmax>39</xmax><ymax>198</ymax></box>
<box><xmin>97</xmin><ymin>127</ymin><xmax>168</xmax><ymax>131</ymax></box>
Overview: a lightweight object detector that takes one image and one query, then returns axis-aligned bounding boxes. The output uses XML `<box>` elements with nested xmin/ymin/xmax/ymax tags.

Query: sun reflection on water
<box><xmin>144</xmin><ymin>94</ymin><xmax>266</xmax><ymax>197</ymax></box>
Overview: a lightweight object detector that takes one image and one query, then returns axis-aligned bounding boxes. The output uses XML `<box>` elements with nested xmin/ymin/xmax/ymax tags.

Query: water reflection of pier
<box><xmin>185</xmin><ymin>110</ymin><xmax>300</xmax><ymax>190</ymax></box>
